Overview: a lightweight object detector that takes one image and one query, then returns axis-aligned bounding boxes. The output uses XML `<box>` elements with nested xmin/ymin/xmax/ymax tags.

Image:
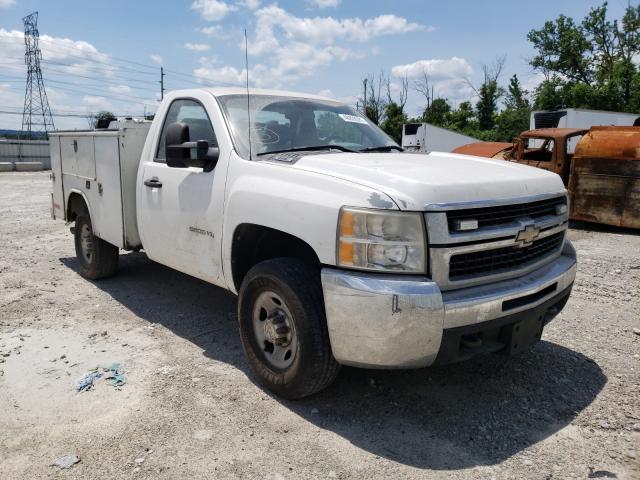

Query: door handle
<box><xmin>144</xmin><ymin>177</ymin><xmax>162</xmax><ymax>188</ymax></box>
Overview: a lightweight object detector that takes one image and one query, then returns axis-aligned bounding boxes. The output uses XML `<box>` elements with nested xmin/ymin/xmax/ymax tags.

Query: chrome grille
<box><xmin>449</xmin><ymin>231</ymin><xmax>565</xmax><ymax>280</ymax></box>
<box><xmin>425</xmin><ymin>193</ymin><xmax>570</xmax><ymax>291</ymax></box>
<box><xmin>446</xmin><ymin>196</ymin><xmax>566</xmax><ymax>231</ymax></box>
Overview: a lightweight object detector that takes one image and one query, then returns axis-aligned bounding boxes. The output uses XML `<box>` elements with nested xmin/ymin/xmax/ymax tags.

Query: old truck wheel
<box><xmin>74</xmin><ymin>215</ymin><xmax>119</xmax><ymax>280</ymax></box>
<box><xmin>238</xmin><ymin>258</ymin><xmax>340</xmax><ymax>399</ymax></box>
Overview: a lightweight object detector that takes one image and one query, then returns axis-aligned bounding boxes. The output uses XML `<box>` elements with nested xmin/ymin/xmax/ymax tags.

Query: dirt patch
<box><xmin>1</xmin><ymin>172</ymin><xmax>638</xmax><ymax>479</ymax></box>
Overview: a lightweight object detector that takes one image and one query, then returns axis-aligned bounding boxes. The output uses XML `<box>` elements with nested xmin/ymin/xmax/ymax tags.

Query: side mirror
<box><xmin>165</xmin><ymin>122</ymin><xmax>219</xmax><ymax>172</ymax></box>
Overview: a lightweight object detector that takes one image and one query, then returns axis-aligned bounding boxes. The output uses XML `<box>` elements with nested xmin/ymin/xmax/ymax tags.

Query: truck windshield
<box><xmin>217</xmin><ymin>94</ymin><xmax>398</xmax><ymax>159</ymax></box>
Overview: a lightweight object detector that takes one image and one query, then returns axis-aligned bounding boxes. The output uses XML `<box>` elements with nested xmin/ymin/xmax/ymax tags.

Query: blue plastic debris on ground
<box><xmin>74</xmin><ymin>371</ymin><xmax>102</xmax><ymax>392</ymax></box>
<box><xmin>73</xmin><ymin>363</ymin><xmax>126</xmax><ymax>392</ymax></box>
<box><xmin>50</xmin><ymin>454</ymin><xmax>80</xmax><ymax>469</ymax></box>
<box><xmin>104</xmin><ymin>362</ymin><xmax>125</xmax><ymax>387</ymax></box>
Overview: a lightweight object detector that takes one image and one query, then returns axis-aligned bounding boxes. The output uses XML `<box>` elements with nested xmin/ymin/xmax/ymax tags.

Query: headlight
<box><xmin>337</xmin><ymin>207</ymin><xmax>426</xmax><ymax>273</ymax></box>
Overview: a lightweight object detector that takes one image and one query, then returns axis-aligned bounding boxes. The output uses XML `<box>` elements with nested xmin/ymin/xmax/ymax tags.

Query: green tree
<box><xmin>476</xmin><ymin>79</ymin><xmax>501</xmax><ymax>130</ymax></box>
<box><xmin>94</xmin><ymin>111</ymin><xmax>116</xmax><ymax>128</ymax></box>
<box><xmin>422</xmin><ymin>98</ymin><xmax>451</xmax><ymax>127</ymax></box>
<box><xmin>380</xmin><ymin>102</ymin><xmax>408</xmax><ymax>143</ymax></box>
<box><xmin>496</xmin><ymin>75</ymin><xmax>531</xmax><ymax>141</ymax></box>
<box><xmin>446</xmin><ymin>101</ymin><xmax>475</xmax><ymax>132</ymax></box>
<box><xmin>528</xmin><ymin>2</ymin><xmax>640</xmax><ymax>112</ymax></box>
<box><xmin>473</xmin><ymin>56</ymin><xmax>506</xmax><ymax>131</ymax></box>
<box><xmin>504</xmin><ymin>75</ymin><xmax>530</xmax><ymax>110</ymax></box>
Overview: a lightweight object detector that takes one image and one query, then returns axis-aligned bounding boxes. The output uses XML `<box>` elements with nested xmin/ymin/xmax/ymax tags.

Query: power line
<box><xmin>1</xmin><ymin>35</ymin><xmax>161</xmax><ymax>70</ymax></box>
<box><xmin>0</xmin><ymin>36</ymin><xmax>160</xmax><ymax>74</ymax></box>
<box><xmin>0</xmin><ymin>82</ymin><xmax>157</xmax><ymax>106</ymax></box>
<box><xmin>0</xmin><ymin>57</ymin><xmax>242</xmax><ymax>89</ymax></box>
<box><xmin>1</xmin><ymin>36</ymin><xmax>242</xmax><ymax>86</ymax></box>
<box><xmin>0</xmin><ymin>73</ymin><xmax>158</xmax><ymax>94</ymax></box>
<box><xmin>0</xmin><ymin>109</ymin><xmax>149</xmax><ymax>118</ymax></box>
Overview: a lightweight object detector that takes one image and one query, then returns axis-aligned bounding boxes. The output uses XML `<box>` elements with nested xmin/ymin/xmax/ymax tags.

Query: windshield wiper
<box><xmin>256</xmin><ymin>145</ymin><xmax>357</xmax><ymax>156</ymax></box>
<box><xmin>359</xmin><ymin>145</ymin><xmax>404</xmax><ymax>152</ymax></box>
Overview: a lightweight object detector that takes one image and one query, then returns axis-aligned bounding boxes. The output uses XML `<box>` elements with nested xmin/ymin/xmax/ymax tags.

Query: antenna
<box><xmin>244</xmin><ymin>29</ymin><xmax>252</xmax><ymax>160</ymax></box>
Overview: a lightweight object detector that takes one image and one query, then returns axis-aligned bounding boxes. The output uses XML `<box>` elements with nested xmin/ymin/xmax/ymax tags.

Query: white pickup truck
<box><xmin>50</xmin><ymin>88</ymin><xmax>577</xmax><ymax>399</ymax></box>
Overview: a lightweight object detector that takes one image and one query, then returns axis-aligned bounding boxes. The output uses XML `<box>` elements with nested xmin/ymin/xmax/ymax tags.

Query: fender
<box><xmin>221</xmin><ymin>153</ymin><xmax>397</xmax><ymax>294</ymax></box>
<box><xmin>65</xmin><ymin>188</ymin><xmax>93</xmax><ymax>224</ymax></box>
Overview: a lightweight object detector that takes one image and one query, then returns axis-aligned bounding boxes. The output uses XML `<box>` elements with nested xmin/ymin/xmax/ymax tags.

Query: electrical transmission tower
<box><xmin>20</xmin><ymin>12</ymin><xmax>55</xmax><ymax>139</ymax></box>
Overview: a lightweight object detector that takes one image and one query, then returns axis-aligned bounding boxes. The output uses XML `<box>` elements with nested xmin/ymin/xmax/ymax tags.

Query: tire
<box><xmin>73</xmin><ymin>214</ymin><xmax>119</xmax><ymax>280</ymax></box>
<box><xmin>238</xmin><ymin>258</ymin><xmax>340</xmax><ymax>399</ymax></box>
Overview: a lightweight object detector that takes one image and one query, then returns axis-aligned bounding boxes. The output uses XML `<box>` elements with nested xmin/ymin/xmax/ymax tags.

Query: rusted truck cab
<box><xmin>509</xmin><ymin>128</ymin><xmax>588</xmax><ymax>183</ymax></box>
<box><xmin>569</xmin><ymin>126</ymin><xmax>640</xmax><ymax>229</ymax></box>
<box><xmin>453</xmin><ymin>126</ymin><xmax>640</xmax><ymax>229</ymax></box>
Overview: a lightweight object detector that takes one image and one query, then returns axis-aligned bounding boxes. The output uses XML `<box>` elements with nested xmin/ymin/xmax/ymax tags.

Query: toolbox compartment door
<box><xmin>49</xmin><ymin>136</ymin><xmax>65</xmax><ymax>220</ymax></box>
<box><xmin>60</xmin><ymin>135</ymin><xmax>96</xmax><ymax>179</ymax></box>
<box><xmin>92</xmin><ymin>136</ymin><xmax>124</xmax><ymax>247</ymax></box>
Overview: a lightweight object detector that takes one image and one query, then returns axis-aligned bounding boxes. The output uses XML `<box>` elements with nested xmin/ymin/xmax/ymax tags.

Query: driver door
<box><xmin>138</xmin><ymin>97</ymin><xmax>225</xmax><ymax>285</ymax></box>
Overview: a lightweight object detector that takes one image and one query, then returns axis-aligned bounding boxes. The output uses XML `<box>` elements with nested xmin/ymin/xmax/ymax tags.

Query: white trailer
<box><xmin>401</xmin><ymin>122</ymin><xmax>478</xmax><ymax>153</ymax></box>
<box><xmin>530</xmin><ymin>108</ymin><xmax>640</xmax><ymax>130</ymax></box>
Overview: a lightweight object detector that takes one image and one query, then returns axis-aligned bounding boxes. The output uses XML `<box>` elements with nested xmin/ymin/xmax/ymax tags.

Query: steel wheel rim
<box><xmin>252</xmin><ymin>290</ymin><xmax>298</xmax><ymax>370</ymax></box>
<box><xmin>80</xmin><ymin>223</ymin><xmax>94</xmax><ymax>264</ymax></box>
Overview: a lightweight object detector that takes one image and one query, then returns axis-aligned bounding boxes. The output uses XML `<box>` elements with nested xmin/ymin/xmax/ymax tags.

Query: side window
<box><xmin>155</xmin><ymin>99</ymin><xmax>217</xmax><ymax>162</ymax></box>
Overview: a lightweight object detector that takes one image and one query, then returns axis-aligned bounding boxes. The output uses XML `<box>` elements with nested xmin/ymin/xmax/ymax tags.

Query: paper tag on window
<box><xmin>338</xmin><ymin>114</ymin><xmax>368</xmax><ymax>124</ymax></box>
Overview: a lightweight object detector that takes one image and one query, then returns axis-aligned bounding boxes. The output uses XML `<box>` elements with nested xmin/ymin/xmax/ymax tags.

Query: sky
<box><xmin>0</xmin><ymin>0</ymin><xmax>632</xmax><ymax>130</ymax></box>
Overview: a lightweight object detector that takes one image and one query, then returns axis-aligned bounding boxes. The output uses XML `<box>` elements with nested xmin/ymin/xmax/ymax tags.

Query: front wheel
<box><xmin>73</xmin><ymin>214</ymin><xmax>119</xmax><ymax>280</ymax></box>
<box><xmin>238</xmin><ymin>258</ymin><xmax>340</xmax><ymax>399</ymax></box>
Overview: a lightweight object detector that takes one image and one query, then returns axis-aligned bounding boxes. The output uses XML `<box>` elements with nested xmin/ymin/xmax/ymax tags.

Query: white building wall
<box><xmin>0</xmin><ymin>139</ymin><xmax>50</xmax><ymax>169</ymax></box>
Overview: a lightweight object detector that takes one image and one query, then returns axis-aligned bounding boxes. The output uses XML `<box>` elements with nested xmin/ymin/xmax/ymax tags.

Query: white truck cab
<box><xmin>50</xmin><ymin>88</ymin><xmax>576</xmax><ymax>398</ymax></box>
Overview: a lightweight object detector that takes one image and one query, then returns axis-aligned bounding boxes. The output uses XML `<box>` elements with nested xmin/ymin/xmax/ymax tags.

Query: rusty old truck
<box><xmin>453</xmin><ymin>127</ymin><xmax>640</xmax><ymax>229</ymax></box>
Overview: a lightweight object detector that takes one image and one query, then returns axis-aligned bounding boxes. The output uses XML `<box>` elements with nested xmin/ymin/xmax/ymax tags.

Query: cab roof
<box><xmin>170</xmin><ymin>87</ymin><xmax>338</xmax><ymax>103</ymax></box>
<box><xmin>520</xmin><ymin>128</ymin><xmax>588</xmax><ymax>139</ymax></box>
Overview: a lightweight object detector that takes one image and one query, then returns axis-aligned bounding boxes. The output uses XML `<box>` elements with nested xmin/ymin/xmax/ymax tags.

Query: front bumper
<box><xmin>320</xmin><ymin>240</ymin><xmax>577</xmax><ymax>368</ymax></box>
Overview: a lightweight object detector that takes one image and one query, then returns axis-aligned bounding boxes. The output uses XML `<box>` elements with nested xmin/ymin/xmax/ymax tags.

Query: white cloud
<box><xmin>248</xmin><ymin>6</ymin><xmax>423</xmax><ymax>55</ymax></box>
<box><xmin>521</xmin><ymin>73</ymin><xmax>545</xmax><ymax>94</ymax></box>
<box><xmin>82</xmin><ymin>95</ymin><xmax>111</xmax><ymax>109</ymax></box>
<box><xmin>392</xmin><ymin>58</ymin><xmax>476</xmax><ymax>107</ymax></box>
<box><xmin>194</xmin><ymin>63</ymin><xmax>246</xmax><ymax>86</ymax></box>
<box><xmin>308</xmin><ymin>0</ymin><xmax>340</xmax><ymax>8</ymax></box>
<box><xmin>109</xmin><ymin>84</ymin><xmax>133</xmax><ymax>95</ymax></box>
<box><xmin>0</xmin><ymin>0</ymin><xmax>15</xmax><ymax>7</ymax></box>
<box><xmin>191</xmin><ymin>0</ymin><xmax>235</xmax><ymax>21</ymax></box>
<box><xmin>199</xmin><ymin>5</ymin><xmax>425</xmax><ymax>88</ymax></box>
<box><xmin>198</xmin><ymin>25</ymin><xmax>226</xmax><ymax>38</ymax></box>
<box><xmin>150</xmin><ymin>54</ymin><xmax>163</xmax><ymax>65</ymax></box>
<box><xmin>184</xmin><ymin>42</ymin><xmax>210</xmax><ymax>51</ymax></box>
<box><xmin>391</xmin><ymin>57</ymin><xmax>473</xmax><ymax>80</ymax></box>
<box><xmin>238</xmin><ymin>0</ymin><xmax>260</xmax><ymax>9</ymax></box>
<box><xmin>0</xmin><ymin>28</ymin><xmax>115</xmax><ymax>78</ymax></box>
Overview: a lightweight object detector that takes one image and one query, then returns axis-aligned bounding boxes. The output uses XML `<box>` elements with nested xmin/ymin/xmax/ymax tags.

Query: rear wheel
<box><xmin>74</xmin><ymin>214</ymin><xmax>119</xmax><ymax>279</ymax></box>
<box><xmin>238</xmin><ymin>258</ymin><xmax>340</xmax><ymax>399</ymax></box>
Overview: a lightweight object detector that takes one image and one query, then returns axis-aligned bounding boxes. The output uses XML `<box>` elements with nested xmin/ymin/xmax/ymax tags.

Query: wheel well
<box><xmin>66</xmin><ymin>192</ymin><xmax>88</xmax><ymax>221</ymax></box>
<box><xmin>231</xmin><ymin>224</ymin><xmax>320</xmax><ymax>291</ymax></box>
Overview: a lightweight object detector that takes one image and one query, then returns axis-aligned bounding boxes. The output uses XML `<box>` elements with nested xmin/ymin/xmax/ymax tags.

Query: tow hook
<box><xmin>461</xmin><ymin>334</ymin><xmax>482</xmax><ymax>349</ymax></box>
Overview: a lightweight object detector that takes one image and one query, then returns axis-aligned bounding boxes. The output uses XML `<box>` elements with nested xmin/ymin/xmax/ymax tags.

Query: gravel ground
<box><xmin>0</xmin><ymin>171</ymin><xmax>638</xmax><ymax>480</ymax></box>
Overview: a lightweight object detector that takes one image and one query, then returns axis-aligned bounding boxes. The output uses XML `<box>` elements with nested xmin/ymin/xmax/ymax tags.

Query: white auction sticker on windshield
<box><xmin>338</xmin><ymin>114</ymin><xmax>368</xmax><ymax>124</ymax></box>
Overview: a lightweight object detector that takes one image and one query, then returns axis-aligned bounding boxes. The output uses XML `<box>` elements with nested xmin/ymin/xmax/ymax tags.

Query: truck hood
<box><xmin>292</xmin><ymin>151</ymin><xmax>566</xmax><ymax>210</ymax></box>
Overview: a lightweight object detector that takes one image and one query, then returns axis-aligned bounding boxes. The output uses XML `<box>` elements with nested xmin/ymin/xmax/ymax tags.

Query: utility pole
<box><xmin>160</xmin><ymin>66</ymin><xmax>165</xmax><ymax>100</ymax></box>
<box><xmin>20</xmin><ymin>11</ymin><xmax>55</xmax><ymax>139</ymax></box>
<box><xmin>362</xmin><ymin>78</ymin><xmax>367</xmax><ymax>116</ymax></box>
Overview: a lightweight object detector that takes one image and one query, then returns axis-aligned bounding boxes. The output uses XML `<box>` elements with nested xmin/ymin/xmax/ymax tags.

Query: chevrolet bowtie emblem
<box><xmin>515</xmin><ymin>224</ymin><xmax>540</xmax><ymax>247</ymax></box>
